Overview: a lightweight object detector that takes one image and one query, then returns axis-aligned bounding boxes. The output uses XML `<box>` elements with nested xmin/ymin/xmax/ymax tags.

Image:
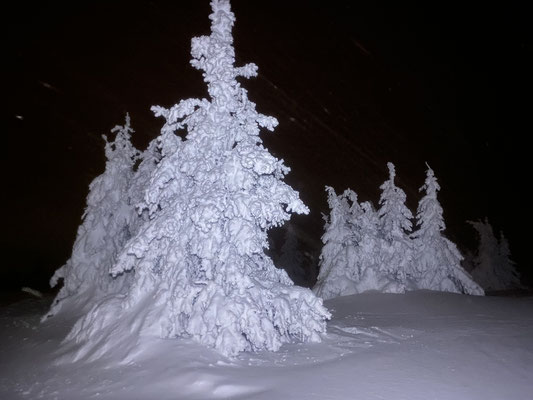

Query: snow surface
<box><xmin>2</xmin><ymin>290</ymin><xmax>532</xmax><ymax>400</ymax></box>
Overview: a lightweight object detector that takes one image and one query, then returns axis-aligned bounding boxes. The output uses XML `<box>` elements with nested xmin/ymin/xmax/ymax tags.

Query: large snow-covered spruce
<box><xmin>44</xmin><ymin>115</ymin><xmax>139</xmax><ymax>318</ymax></box>
<box><xmin>468</xmin><ymin>218</ymin><xmax>520</xmax><ymax>291</ymax></box>
<box><xmin>411</xmin><ymin>165</ymin><xmax>483</xmax><ymax>295</ymax></box>
<box><xmin>62</xmin><ymin>0</ymin><xmax>329</xmax><ymax>359</ymax></box>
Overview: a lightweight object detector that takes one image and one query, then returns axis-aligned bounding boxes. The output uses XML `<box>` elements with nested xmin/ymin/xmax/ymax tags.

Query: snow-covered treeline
<box><xmin>467</xmin><ymin>218</ymin><xmax>521</xmax><ymax>292</ymax></box>
<box><xmin>314</xmin><ymin>163</ymin><xmax>485</xmax><ymax>299</ymax></box>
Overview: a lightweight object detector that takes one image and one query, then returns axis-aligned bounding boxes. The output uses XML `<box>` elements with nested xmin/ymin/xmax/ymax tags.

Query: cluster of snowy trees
<box><xmin>43</xmin><ymin>0</ymin><xmax>520</xmax><ymax>361</ymax></box>
<box><xmin>45</xmin><ymin>0</ymin><xmax>330</xmax><ymax>359</ymax></box>
<box><xmin>314</xmin><ymin>163</ymin><xmax>485</xmax><ymax>300</ymax></box>
<box><xmin>466</xmin><ymin>219</ymin><xmax>521</xmax><ymax>292</ymax></box>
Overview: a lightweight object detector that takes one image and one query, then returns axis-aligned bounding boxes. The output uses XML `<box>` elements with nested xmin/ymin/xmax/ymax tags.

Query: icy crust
<box><xmin>58</xmin><ymin>0</ymin><xmax>329</xmax><ymax>359</ymax></box>
<box><xmin>45</xmin><ymin>116</ymin><xmax>140</xmax><ymax>319</ymax></box>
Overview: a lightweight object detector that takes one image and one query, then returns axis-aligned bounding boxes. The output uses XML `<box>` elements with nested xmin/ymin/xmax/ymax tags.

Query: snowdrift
<box><xmin>2</xmin><ymin>290</ymin><xmax>532</xmax><ymax>400</ymax></box>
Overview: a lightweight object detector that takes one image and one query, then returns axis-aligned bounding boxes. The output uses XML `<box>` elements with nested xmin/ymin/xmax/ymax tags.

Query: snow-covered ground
<box><xmin>1</xmin><ymin>290</ymin><xmax>532</xmax><ymax>400</ymax></box>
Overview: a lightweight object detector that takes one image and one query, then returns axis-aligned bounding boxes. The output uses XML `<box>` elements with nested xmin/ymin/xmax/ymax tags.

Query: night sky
<box><xmin>4</xmin><ymin>1</ymin><xmax>531</xmax><ymax>291</ymax></box>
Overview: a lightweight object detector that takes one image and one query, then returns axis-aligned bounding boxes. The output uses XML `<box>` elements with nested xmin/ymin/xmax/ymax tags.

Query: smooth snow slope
<box><xmin>1</xmin><ymin>291</ymin><xmax>532</xmax><ymax>400</ymax></box>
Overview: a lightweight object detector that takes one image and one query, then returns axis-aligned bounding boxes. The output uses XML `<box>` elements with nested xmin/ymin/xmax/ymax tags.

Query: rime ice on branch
<box><xmin>61</xmin><ymin>0</ymin><xmax>329</xmax><ymax>359</ymax></box>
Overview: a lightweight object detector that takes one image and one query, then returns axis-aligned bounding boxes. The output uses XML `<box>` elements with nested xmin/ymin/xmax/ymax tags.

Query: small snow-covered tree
<box><xmin>411</xmin><ymin>165</ymin><xmax>483</xmax><ymax>295</ymax></box>
<box><xmin>378</xmin><ymin>163</ymin><xmax>413</xmax><ymax>241</ymax></box>
<box><xmin>350</xmin><ymin>201</ymin><xmax>403</xmax><ymax>293</ymax></box>
<box><xmin>63</xmin><ymin>0</ymin><xmax>329</xmax><ymax>359</ymax></box>
<box><xmin>497</xmin><ymin>232</ymin><xmax>521</xmax><ymax>287</ymax></box>
<box><xmin>376</xmin><ymin>162</ymin><xmax>413</xmax><ymax>291</ymax></box>
<box><xmin>45</xmin><ymin>114</ymin><xmax>140</xmax><ymax>318</ymax></box>
<box><xmin>468</xmin><ymin>219</ymin><xmax>520</xmax><ymax>291</ymax></box>
<box><xmin>313</xmin><ymin>187</ymin><xmax>360</xmax><ymax>299</ymax></box>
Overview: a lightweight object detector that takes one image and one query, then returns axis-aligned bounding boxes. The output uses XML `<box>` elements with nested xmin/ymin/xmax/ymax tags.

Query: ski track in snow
<box><xmin>1</xmin><ymin>291</ymin><xmax>533</xmax><ymax>400</ymax></box>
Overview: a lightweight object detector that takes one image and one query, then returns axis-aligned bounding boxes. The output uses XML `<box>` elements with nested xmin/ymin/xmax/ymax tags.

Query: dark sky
<box><xmin>4</xmin><ymin>1</ymin><xmax>531</xmax><ymax>290</ymax></box>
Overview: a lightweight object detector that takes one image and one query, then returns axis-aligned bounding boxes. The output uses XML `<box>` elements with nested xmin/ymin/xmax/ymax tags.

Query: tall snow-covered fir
<box><xmin>44</xmin><ymin>115</ymin><xmax>139</xmax><ymax>318</ymax></box>
<box><xmin>55</xmin><ymin>0</ymin><xmax>329</xmax><ymax>359</ymax></box>
<box><xmin>378</xmin><ymin>163</ymin><xmax>413</xmax><ymax>241</ymax></box>
<box><xmin>411</xmin><ymin>165</ymin><xmax>483</xmax><ymax>295</ymax></box>
<box><xmin>376</xmin><ymin>162</ymin><xmax>413</xmax><ymax>292</ymax></box>
<box><xmin>468</xmin><ymin>219</ymin><xmax>520</xmax><ymax>291</ymax></box>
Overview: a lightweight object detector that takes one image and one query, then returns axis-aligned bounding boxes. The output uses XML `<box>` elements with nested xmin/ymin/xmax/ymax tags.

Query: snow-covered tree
<box><xmin>45</xmin><ymin>114</ymin><xmax>140</xmax><ymax>318</ymax></box>
<box><xmin>314</xmin><ymin>183</ymin><xmax>406</xmax><ymax>300</ymax></box>
<box><xmin>497</xmin><ymin>232</ymin><xmax>520</xmax><ymax>287</ymax></box>
<box><xmin>62</xmin><ymin>0</ymin><xmax>329</xmax><ymax>359</ymax></box>
<box><xmin>350</xmin><ymin>201</ymin><xmax>403</xmax><ymax>293</ymax></box>
<box><xmin>376</xmin><ymin>162</ymin><xmax>413</xmax><ymax>291</ymax></box>
<box><xmin>411</xmin><ymin>165</ymin><xmax>483</xmax><ymax>295</ymax></box>
<box><xmin>278</xmin><ymin>222</ymin><xmax>307</xmax><ymax>286</ymax></box>
<box><xmin>313</xmin><ymin>187</ymin><xmax>360</xmax><ymax>299</ymax></box>
<box><xmin>468</xmin><ymin>219</ymin><xmax>520</xmax><ymax>291</ymax></box>
<box><xmin>378</xmin><ymin>163</ymin><xmax>413</xmax><ymax>241</ymax></box>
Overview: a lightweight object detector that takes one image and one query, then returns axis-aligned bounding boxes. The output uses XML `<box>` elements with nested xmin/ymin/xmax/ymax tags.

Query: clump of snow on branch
<box><xmin>44</xmin><ymin>114</ymin><xmax>140</xmax><ymax>319</ymax></box>
<box><xmin>314</xmin><ymin>163</ymin><xmax>484</xmax><ymax>299</ymax></box>
<box><xmin>468</xmin><ymin>218</ymin><xmax>521</xmax><ymax>291</ymax></box>
<box><xmin>56</xmin><ymin>0</ymin><xmax>329</xmax><ymax>359</ymax></box>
